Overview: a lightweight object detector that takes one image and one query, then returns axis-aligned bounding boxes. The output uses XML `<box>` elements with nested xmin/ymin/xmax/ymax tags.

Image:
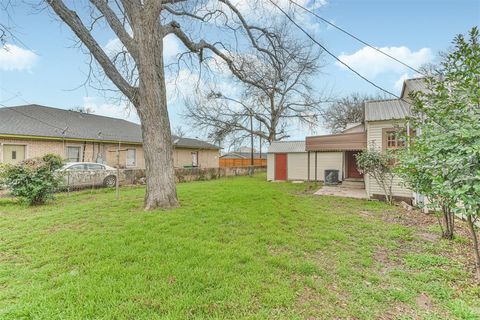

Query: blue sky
<box><xmin>0</xmin><ymin>0</ymin><xmax>479</xmax><ymax>143</ymax></box>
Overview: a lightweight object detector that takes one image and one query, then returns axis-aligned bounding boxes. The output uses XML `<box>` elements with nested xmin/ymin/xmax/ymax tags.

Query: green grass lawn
<box><xmin>1</xmin><ymin>174</ymin><xmax>479</xmax><ymax>319</ymax></box>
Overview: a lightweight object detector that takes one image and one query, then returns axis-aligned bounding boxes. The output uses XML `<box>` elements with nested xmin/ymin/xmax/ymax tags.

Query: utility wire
<box><xmin>0</xmin><ymin>23</ymin><xmax>36</xmax><ymax>53</ymax></box>
<box><xmin>268</xmin><ymin>0</ymin><xmax>401</xmax><ymax>99</ymax></box>
<box><xmin>0</xmin><ymin>102</ymin><xmax>68</xmax><ymax>133</ymax></box>
<box><xmin>0</xmin><ymin>102</ymin><xmax>142</xmax><ymax>141</ymax></box>
<box><xmin>0</xmin><ymin>88</ymin><xmax>140</xmax><ymax>141</ymax></box>
<box><xmin>288</xmin><ymin>0</ymin><xmax>425</xmax><ymax>76</ymax></box>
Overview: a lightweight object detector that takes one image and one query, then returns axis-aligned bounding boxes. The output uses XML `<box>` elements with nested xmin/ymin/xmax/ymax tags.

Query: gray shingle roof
<box><xmin>365</xmin><ymin>99</ymin><xmax>410</xmax><ymax>121</ymax></box>
<box><xmin>0</xmin><ymin>104</ymin><xmax>219</xmax><ymax>150</ymax></box>
<box><xmin>268</xmin><ymin>140</ymin><xmax>305</xmax><ymax>153</ymax></box>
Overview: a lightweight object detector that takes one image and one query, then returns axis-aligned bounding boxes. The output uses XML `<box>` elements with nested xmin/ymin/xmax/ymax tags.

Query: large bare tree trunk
<box><xmin>135</xmin><ymin>13</ymin><xmax>178</xmax><ymax>210</ymax></box>
<box><xmin>47</xmin><ymin>0</ymin><xmax>282</xmax><ymax>209</ymax></box>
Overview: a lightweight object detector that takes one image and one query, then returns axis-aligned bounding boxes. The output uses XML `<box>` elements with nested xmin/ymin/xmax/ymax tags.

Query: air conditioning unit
<box><xmin>324</xmin><ymin>169</ymin><xmax>339</xmax><ymax>185</ymax></box>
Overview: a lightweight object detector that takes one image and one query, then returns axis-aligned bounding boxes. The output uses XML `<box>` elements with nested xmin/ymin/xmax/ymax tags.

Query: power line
<box><xmin>0</xmin><ymin>103</ymin><xmax>69</xmax><ymax>133</ymax></box>
<box><xmin>0</xmin><ymin>23</ymin><xmax>36</xmax><ymax>53</ymax></box>
<box><xmin>0</xmin><ymin>88</ymin><xmax>141</xmax><ymax>141</ymax></box>
<box><xmin>289</xmin><ymin>0</ymin><xmax>425</xmax><ymax>76</ymax></box>
<box><xmin>268</xmin><ymin>0</ymin><xmax>401</xmax><ymax>99</ymax></box>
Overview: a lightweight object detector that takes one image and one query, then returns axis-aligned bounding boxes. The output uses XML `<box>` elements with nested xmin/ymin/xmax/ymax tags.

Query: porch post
<box><xmin>314</xmin><ymin>151</ymin><xmax>318</xmax><ymax>182</ymax></box>
<box><xmin>307</xmin><ymin>151</ymin><xmax>310</xmax><ymax>182</ymax></box>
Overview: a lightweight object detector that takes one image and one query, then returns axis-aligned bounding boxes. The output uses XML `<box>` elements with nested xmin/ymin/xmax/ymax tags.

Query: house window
<box><xmin>191</xmin><ymin>151</ymin><xmax>198</xmax><ymax>167</ymax></box>
<box><xmin>126</xmin><ymin>149</ymin><xmax>136</xmax><ymax>167</ymax></box>
<box><xmin>11</xmin><ymin>151</ymin><xmax>16</xmax><ymax>160</ymax></box>
<box><xmin>384</xmin><ymin>129</ymin><xmax>406</xmax><ymax>150</ymax></box>
<box><xmin>66</xmin><ymin>146</ymin><xmax>81</xmax><ymax>162</ymax></box>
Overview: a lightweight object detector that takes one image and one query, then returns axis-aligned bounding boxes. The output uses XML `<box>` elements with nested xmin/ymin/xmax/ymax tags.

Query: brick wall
<box><xmin>0</xmin><ymin>137</ymin><xmax>219</xmax><ymax>169</ymax></box>
<box><xmin>173</xmin><ymin>148</ymin><xmax>220</xmax><ymax>168</ymax></box>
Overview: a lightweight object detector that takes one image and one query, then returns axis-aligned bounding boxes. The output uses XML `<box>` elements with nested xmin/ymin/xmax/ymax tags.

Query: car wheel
<box><xmin>103</xmin><ymin>175</ymin><xmax>116</xmax><ymax>188</ymax></box>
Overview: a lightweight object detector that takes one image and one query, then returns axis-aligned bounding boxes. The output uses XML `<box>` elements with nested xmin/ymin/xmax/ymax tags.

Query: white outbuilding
<box><xmin>267</xmin><ymin>140</ymin><xmax>349</xmax><ymax>182</ymax></box>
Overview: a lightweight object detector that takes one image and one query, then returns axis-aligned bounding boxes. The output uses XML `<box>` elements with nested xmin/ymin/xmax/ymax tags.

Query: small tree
<box><xmin>396</xmin><ymin>141</ymin><xmax>456</xmax><ymax>239</ymax></box>
<box><xmin>356</xmin><ymin>147</ymin><xmax>395</xmax><ymax>204</ymax></box>
<box><xmin>397</xmin><ymin>27</ymin><xmax>480</xmax><ymax>277</ymax></box>
<box><xmin>0</xmin><ymin>154</ymin><xmax>64</xmax><ymax>205</ymax></box>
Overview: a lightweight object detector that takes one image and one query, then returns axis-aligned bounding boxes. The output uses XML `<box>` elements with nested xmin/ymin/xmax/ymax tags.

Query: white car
<box><xmin>58</xmin><ymin>162</ymin><xmax>118</xmax><ymax>188</ymax></box>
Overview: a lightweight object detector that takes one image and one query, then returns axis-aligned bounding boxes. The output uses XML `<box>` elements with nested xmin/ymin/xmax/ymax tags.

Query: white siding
<box><xmin>267</xmin><ymin>153</ymin><xmax>275</xmax><ymax>181</ymax></box>
<box><xmin>308</xmin><ymin>152</ymin><xmax>344</xmax><ymax>181</ymax></box>
<box><xmin>287</xmin><ymin>153</ymin><xmax>308</xmax><ymax>180</ymax></box>
<box><xmin>268</xmin><ymin>151</ymin><xmax>344</xmax><ymax>181</ymax></box>
<box><xmin>366</xmin><ymin>120</ymin><xmax>412</xmax><ymax>198</ymax></box>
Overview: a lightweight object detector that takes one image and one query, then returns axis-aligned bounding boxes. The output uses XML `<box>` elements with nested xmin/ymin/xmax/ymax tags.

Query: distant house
<box><xmin>267</xmin><ymin>77</ymin><xmax>425</xmax><ymax>203</ymax></box>
<box><xmin>0</xmin><ymin>105</ymin><xmax>220</xmax><ymax>169</ymax></box>
<box><xmin>220</xmin><ymin>152</ymin><xmax>266</xmax><ymax>159</ymax></box>
<box><xmin>219</xmin><ymin>151</ymin><xmax>266</xmax><ymax>167</ymax></box>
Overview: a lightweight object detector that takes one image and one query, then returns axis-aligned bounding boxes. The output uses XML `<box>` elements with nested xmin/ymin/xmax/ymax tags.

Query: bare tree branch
<box><xmin>47</xmin><ymin>0</ymin><xmax>137</xmax><ymax>102</ymax></box>
<box><xmin>185</xmin><ymin>23</ymin><xmax>325</xmax><ymax>145</ymax></box>
<box><xmin>89</xmin><ymin>0</ymin><xmax>138</xmax><ymax>61</ymax></box>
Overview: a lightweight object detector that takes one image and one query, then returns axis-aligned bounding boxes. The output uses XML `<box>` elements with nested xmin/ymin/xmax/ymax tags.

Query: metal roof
<box><xmin>268</xmin><ymin>140</ymin><xmax>305</xmax><ymax>153</ymax></box>
<box><xmin>306</xmin><ymin>132</ymin><xmax>367</xmax><ymax>151</ymax></box>
<box><xmin>0</xmin><ymin>104</ymin><xmax>219</xmax><ymax>149</ymax></box>
<box><xmin>365</xmin><ymin>99</ymin><xmax>410</xmax><ymax>121</ymax></box>
<box><xmin>401</xmin><ymin>77</ymin><xmax>428</xmax><ymax>98</ymax></box>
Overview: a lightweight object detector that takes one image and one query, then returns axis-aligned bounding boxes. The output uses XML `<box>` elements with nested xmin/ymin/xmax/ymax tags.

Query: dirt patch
<box><xmin>267</xmin><ymin>245</ymin><xmax>292</xmax><ymax>256</ymax></box>
<box><xmin>416</xmin><ymin>293</ymin><xmax>434</xmax><ymax>312</ymax></box>
<box><xmin>0</xmin><ymin>252</ymin><xmax>30</xmax><ymax>264</ymax></box>
<box><xmin>47</xmin><ymin>220</ymin><xmax>89</xmax><ymax>233</ymax></box>
<box><xmin>378</xmin><ymin>206</ymin><xmax>480</xmax><ymax>287</ymax></box>
<box><xmin>381</xmin><ymin>303</ymin><xmax>417</xmax><ymax>320</ymax></box>
<box><xmin>0</xmin><ymin>189</ymin><xmax>11</xmax><ymax>198</ymax></box>
<box><xmin>374</xmin><ymin>247</ymin><xmax>397</xmax><ymax>275</ymax></box>
<box><xmin>359</xmin><ymin>210</ymin><xmax>375</xmax><ymax>217</ymax></box>
<box><xmin>417</xmin><ymin>231</ymin><xmax>438</xmax><ymax>242</ymax></box>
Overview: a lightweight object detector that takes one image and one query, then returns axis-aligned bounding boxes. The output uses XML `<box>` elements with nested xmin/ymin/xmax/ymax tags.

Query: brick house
<box><xmin>0</xmin><ymin>104</ymin><xmax>220</xmax><ymax>169</ymax></box>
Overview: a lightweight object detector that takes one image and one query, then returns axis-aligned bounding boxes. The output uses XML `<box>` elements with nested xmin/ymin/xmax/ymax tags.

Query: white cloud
<box><xmin>231</xmin><ymin>0</ymin><xmax>327</xmax><ymax>17</ymax></box>
<box><xmin>104</xmin><ymin>35</ymin><xmax>183</xmax><ymax>64</ymax></box>
<box><xmin>393</xmin><ymin>71</ymin><xmax>424</xmax><ymax>93</ymax></box>
<box><xmin>163</xmin><ymin>34</ymin><xmax>182</xmax><ymax>60</ymax></box>
<box><xmin>197</xmin><ymin>0</ymin><xmax>327</xmax><ymax>32</ymax></box>
<box><xmin>336</xmin><ymin>46</ymin><xmax>433</xmax><ymax>78</ymax></box>
<box><xmin>0</xmin><ymin>44</ymin><xmax>38</xmax><ymax>71</ymax></box>
<box><xmin>104</xmin><ymin>38</ymin><xmax>123</xmax><ymax>56</ymax></box>
<box><xmin>82</xmin><ymin>96</ymin><xmax>139</xmax><ymax>123</ymax></box>
<box><xmin>394</xmin><ymin>73</ymin><xmax>409</xmax><ymax>92</ymax></box>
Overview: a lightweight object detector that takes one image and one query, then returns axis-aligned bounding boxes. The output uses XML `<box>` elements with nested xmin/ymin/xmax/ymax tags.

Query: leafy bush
<box><xmin>0</xmin><ymin>154</ymin><xmax>64</xmax><ymax>205</ymax></box>
<box><xmin>42</xmin><ymin>153</ymin><xmax>64</xmax><ymax>171</ymax></box>
<box><xmin>396</xmin><ymin>27</ymin><xmax>480</xmax><ymax>276</ymax></box>
<box><xmin>356</xmin><ymin>147</ymin><xmax>395</xmax><ymax>204</ymax></box>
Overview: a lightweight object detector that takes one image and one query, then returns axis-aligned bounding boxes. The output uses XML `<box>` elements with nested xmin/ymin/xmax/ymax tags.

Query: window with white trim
<box><xmin>66</xmin><ymin>146</ymin><xmax>81</xmax><ymax>162</ymax></box>
<box><xmin>191</xmin><ymin>151</ymin><xmax>198</xmax><ymax>167</ymax></box>
<box><xmin>126</xmin><ymin>149</ymin><xmax>136</xmax><ymax>167</ymax></box>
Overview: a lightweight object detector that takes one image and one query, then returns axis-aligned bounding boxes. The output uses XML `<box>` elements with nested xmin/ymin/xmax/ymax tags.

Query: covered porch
<box><xmin>305</xmin><ymin>132</ymin><xmax>367</xmax><ymax>184</ymax></box>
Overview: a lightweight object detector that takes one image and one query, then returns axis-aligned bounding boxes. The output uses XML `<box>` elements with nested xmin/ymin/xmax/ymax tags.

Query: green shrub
<box><xmin>356</xmin><ymin>147</ymin><xmax>395</xmax><ymax>204</ymax></box>
<box><xmin>42</xmin><ymin>153</ymin><xmax>64</xmax><ymax>171</ymax></box>
<box><xmin>0</xmin><ymin>154</ymin><xmax>64</xmax><ymax>205</ymax></box>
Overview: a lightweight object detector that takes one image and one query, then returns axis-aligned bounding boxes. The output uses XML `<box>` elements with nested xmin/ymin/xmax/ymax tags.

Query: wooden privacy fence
<box><xmin>220</xmin><ymin>158</ymin><xmax>267</xmax><ymax>168</ymax></box>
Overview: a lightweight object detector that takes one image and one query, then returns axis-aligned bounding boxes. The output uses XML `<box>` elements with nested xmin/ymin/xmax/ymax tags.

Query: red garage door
<box><xmin>275</xmin><ymin>153</ymin><xmax>287</xmax><ymax>180</ymax></box>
